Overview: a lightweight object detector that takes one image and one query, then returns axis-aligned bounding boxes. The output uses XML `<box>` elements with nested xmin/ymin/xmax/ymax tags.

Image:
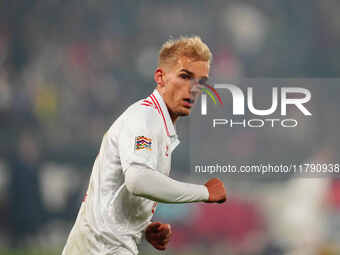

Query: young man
<box><xmin>62</xmin><ymin>36</ymin><xmax>226</xmax><ymax>255</ymax></box>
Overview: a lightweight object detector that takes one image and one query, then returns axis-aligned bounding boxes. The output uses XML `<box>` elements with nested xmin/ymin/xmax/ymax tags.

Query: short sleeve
<box><xmin>118</xmin><ymin>108</ymin><xmax>162</xmax><ymax>173</ymax></box>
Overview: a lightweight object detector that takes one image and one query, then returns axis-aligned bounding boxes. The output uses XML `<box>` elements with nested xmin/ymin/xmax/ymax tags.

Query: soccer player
<box><xmin>62</xmin><ymin>36</ymin><xmax>226</xmax><ymax>255</ymax></box>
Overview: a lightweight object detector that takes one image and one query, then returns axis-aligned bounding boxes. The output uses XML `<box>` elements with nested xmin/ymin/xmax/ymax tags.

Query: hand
<box><xmin>204</xmin><ymin>178</ymin><xmax>227</xmax><ymax>203</ymax></box>
<box><xmin>145</xmin><ymin>222</ymin><xmax>172</xmax><ymax>250</ymax></box>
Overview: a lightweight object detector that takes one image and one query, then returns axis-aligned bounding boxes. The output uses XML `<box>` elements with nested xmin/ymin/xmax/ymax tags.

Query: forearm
<box><xmin>125</xmin><ymin>166</ymin><xmax>209</xmax><ymax>203</ymax></box>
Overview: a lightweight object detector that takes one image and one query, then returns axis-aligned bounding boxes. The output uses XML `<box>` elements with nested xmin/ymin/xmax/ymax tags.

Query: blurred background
<box><xmin>1</xmin><ymin>0</ymin><xmax>340</xmax><ymax>254</ymax></box>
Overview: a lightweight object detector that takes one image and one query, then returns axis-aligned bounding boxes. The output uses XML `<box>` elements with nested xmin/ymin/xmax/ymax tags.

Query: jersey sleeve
<box><xmin>125</xmin><ymin>166</ymin><xmax>209</xmax><ymax>203</ymax></box>
<box><xmin>118</xmin><ymin>107</ymin><xmax>162</xmax><ymax>174</ymax></box>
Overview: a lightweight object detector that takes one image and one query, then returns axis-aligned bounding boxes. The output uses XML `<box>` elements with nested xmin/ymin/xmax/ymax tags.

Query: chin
<box><xmin>177</xmin><ymin>109</ymin><xmax>191</xmax><ymax>117</ymax></box>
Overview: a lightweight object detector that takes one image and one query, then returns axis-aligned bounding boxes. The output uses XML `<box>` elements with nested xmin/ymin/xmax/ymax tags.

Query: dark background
<box><xmin>1</xmin><ymin>1</ymin><xmax>340</xmax><ymax>254</ymax></box>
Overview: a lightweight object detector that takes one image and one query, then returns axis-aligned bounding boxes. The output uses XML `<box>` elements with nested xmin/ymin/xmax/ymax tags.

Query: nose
<box><xmin>189</xmin><ymin>78</ymin><xmax>204</xmax><ymax>93</ymax></box>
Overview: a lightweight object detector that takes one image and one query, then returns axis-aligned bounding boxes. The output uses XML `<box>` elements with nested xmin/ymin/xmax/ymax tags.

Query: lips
<box><xmin>183</xmin><ymin>98</ymin><xmax>194</xmax><ymax>108</ymax></box>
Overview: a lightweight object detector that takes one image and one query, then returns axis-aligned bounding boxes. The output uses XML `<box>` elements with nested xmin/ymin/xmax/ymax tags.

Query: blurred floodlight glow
<box><xmin>222</xmin><ymin>3</ymin><xmax>269</xmax><ymax>55</ymax></box>
<box><xmin>40</xmin><ymin>163</ymin><xmax>80</xmax><ymax>212</ymax></box>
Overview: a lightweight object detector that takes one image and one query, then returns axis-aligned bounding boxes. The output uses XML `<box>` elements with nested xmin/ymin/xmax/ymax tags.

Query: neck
<box><xmin>169</xmin><ymin>111</ymin><xmax>178</xmax><ymax>124</ymax></box>
<box><xmin>156</xmin><ymin>87</ymin><xmax>178</xmax><ymax>124</ymax></box>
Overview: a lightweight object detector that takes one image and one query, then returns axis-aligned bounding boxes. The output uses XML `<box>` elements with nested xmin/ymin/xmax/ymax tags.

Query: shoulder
<box><xmin>119</xmin><ymin>97</ymin><xmax>163</xmax><ymax>135</ymax></box>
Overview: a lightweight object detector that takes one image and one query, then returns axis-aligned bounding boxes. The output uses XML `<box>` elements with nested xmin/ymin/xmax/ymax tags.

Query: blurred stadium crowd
<box><xmin>1</xmin><ymin>1</ymin><xmax>340</xmax><ymax>254</ymax></box>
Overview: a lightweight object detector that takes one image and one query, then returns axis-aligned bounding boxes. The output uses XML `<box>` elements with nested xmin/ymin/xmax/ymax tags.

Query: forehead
<box><xmin>173</xmin><ymin>56</ymin><xmax>209</xmax><ymax>78</ymax></box>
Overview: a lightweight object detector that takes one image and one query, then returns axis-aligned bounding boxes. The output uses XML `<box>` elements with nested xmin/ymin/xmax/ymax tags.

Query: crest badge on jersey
<box><xmin>135</xmin><ymin>136</ymin><xmax>152</xmax><ymax>151</ymax></box>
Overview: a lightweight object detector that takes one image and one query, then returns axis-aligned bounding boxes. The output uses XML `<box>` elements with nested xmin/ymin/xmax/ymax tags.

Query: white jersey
<box><xmin>62</xmin><ymin>89</ymin><xmax>180</xmax><ymax>255</ymax></box>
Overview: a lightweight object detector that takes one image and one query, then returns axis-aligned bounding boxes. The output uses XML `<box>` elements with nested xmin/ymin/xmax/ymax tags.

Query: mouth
<box><xmin>183</xmin><ymin>98</ymin><xmax>194</xmax><ymax>108</ymax></box>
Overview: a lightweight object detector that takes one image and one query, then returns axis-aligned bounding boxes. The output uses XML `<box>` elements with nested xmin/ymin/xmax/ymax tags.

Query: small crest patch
<box><xmin>135</xmin><ymin>136</ymin><xmax>152</xmax><ymax>151</ymax></box>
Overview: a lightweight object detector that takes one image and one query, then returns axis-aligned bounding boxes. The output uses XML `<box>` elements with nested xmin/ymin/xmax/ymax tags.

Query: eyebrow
<box><xmin>179</xmin><ymin>69</ymin><xmax>208</xmax><ymax>80</ymax></box>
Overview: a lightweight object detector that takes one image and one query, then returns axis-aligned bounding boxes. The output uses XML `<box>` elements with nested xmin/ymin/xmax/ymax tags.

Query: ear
<box><xmin>154</xmin><ymin>68</ymin><xmax>165</xmax><ymax>87</ymax></box>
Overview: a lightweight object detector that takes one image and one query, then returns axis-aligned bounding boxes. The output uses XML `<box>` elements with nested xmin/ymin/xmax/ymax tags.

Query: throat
<box><xmin>169</xmin><ymin>110</ymin><xmax>178</xmax><ymax>123</ymax></box>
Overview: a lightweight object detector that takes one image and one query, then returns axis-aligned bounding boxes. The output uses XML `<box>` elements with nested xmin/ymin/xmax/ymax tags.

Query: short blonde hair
<box><xmin>159</xmin><ymin>36</ymin><xmax>212</xmax><ymax>68</ymax></box>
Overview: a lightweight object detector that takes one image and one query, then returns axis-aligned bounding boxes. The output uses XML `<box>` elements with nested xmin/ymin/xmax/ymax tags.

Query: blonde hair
<box><xmin>159</xmin><ymin>36</ymin><xmax>212</xmax><ymax>68</ymax></box>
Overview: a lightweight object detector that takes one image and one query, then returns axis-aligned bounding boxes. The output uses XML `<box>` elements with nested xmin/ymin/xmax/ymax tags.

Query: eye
<box><xmin>179</xmin><ymin>73</ymin><xmax>192</xmax><ymax>80</ymax></box>
<box><xmin>199</xmin><ymin>77</ymin><xmax>208</xmax><ymax>85</ymax></box>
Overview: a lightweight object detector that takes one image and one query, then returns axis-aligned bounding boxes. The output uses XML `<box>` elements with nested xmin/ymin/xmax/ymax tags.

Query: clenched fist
<box><xmin>204</xmin><ymin>178</ymin><xmax>227</xmax><ymax>203</ymax></box>
<box><xmin>145</xmin><ymin>222</ymin><xmax>172</xmax><ymax>250</ymax></box>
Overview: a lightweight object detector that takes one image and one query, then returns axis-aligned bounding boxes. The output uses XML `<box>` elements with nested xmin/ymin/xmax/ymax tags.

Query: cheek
<box><xmin>173</xmin><ymin>82</ymin><xmax>186</xmax><ymax>104</ymax></box>
<box><xmin>167</xmin><ymin>79</ymin><xmax>182</xmax><ymax>99</ymax></box>
<box><xmin>165</xmin><ymin>77</ymin><xmax>190</xmax><ymax>106</ymax></box>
